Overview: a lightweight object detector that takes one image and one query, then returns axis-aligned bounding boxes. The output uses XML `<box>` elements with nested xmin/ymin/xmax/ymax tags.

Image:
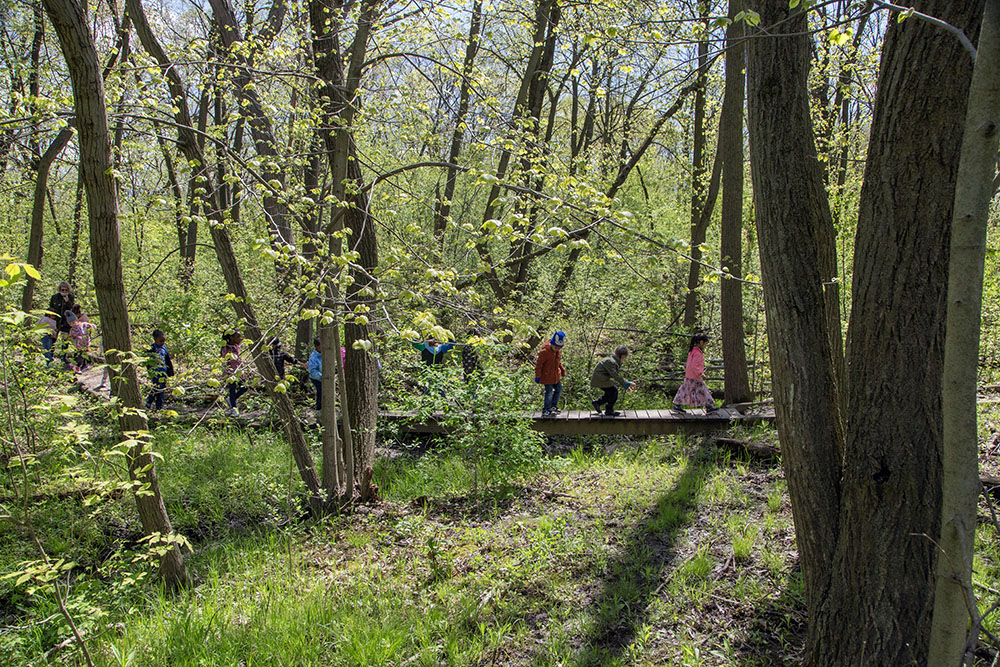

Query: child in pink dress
<box><xmin>672</xmin><ymin>334</ymin><xmax>718</xmax><ymax>413</ymax></box>
<box><xmin>65</xmin><ymin>311</ymin><xmax>96</xmax><ymax>371</ymax></box>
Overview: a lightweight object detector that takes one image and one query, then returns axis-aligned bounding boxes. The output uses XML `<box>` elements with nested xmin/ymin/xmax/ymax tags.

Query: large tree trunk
<box><xmin>41</xmin><ymin>0</ymin><xmax>188</xmax><ymax>588</ymax></box>
<box><xmin>745</xmin><ymin>0</ymin><xmax>844</xmax><ymax>645</ymax></box>
<box><xmin>22</xmin><ymin>126</ymin><xmax>74</xmax><ymax>311</ymax></box>
<box><xmin>748</xmin><ymin>0</ymin><xmax>983</xmax><ymax>663</ymax></box>
<box><xmin>820</xmin><ymin>2</ymin><xmax>983</xmax><ymax>663</ymax></box>
<box><xmin>929</xmin><ymin>2</ymin><xmax>1000</xmax><ymax>661</ymax></box>
<box><xmin>718</xmin><ymin>0</ymin><xmax>751</xmax><ymax>405</ymax></box>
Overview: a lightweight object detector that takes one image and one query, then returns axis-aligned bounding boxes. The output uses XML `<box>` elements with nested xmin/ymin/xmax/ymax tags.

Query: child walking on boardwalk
<box><xmin>145</xmin><ymin>329</ymin><xmax>174</xmax><ymax>410</ymax></box>
<box><xmin>535</xmin><ymin>331</ymin><xmax>566</xmax><ymax>416</ymax></box>
<box><xmin>222</xmin><ymin>331</ymin><xmax>248</xmax><ymax>416</ymax></box>
<box><xmin>308</xmin><ymin>338</ymin><xmax>322</xmax><ymax>411</ymax></box>
<box><xmin>590</xmin><ymin>345</ymin><xmax>636</xmax><ymax>418</ymax></box>
<box><xmin>672</xmin><ymin>333</ymin><xmax>718</xmax><ymax>413</ymax></box>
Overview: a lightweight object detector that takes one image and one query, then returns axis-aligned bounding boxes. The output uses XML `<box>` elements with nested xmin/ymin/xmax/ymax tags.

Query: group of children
<box><xmin>36</xmin><ymin>280</ymin><xmax>716</xmax><ymax>419</ymax></box>
<box><xmin>533</xmin><ymin>330</ymin><xmax>718</xmax><ymax>417</ymax></box>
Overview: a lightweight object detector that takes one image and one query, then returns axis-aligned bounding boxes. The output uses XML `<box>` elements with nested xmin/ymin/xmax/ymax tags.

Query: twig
<box><xmin>872</xmin><ymin>2</ymin><xmax>977</xmax><ymax>59</ymax></box>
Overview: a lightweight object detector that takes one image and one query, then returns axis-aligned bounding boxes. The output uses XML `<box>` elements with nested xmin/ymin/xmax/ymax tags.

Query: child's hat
<box><xmin>64</xmin><ymin>311</ymin><xmax>78</xmax><ymax>323</ymax></box>
<box><xmin>551</xmin><ymin>331</ymin><xmax>566</xmax><ymax>347</ymax></box>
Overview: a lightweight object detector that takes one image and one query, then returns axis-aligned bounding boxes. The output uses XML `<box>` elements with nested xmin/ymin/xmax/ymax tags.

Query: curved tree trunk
<box><xmin>41</xmin><ymin>0</ymin><xmax>188</xmax><ymax>588</ymax></box>
<box><xmin>126</xmin><ymin>0</ymin><xmax>326</xmax><ymax>515</ymax></box>
<box><xmin>22</xmin><ymin>126</ymin><xmax>74</xmax><ymax>311</ymax></box>
<box><xmin>208</xmin><ymin>0</ymin><xmax>293</xmax><ymax>250</ymax></box>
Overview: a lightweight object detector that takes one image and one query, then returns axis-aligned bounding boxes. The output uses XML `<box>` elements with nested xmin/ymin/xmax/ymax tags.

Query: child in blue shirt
<box><xmin>145</xmin><ymin>329</ymin><xmax>174</xmax><ymax>410</ymax></box>
<box><xmin>308</xmin><ymin>337</ymin><xmax>322</xmax><ymax>410</ymax></box>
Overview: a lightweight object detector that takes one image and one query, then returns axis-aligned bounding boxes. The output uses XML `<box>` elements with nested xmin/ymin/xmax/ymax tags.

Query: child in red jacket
<box><xmin>535</xmin><ymin>331</ymin><xmax>567</xmax><ymax>416</ymax></box>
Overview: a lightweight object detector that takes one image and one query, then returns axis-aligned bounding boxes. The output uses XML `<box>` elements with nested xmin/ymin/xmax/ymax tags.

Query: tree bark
<box><xmin>319</xmin><ymin>313</ymin><xmax>343</xmax><ymax>499</ymax></box>
<box><xmin>22</xmin><ymin>126</ymin><xmax>74</xmax><ymax>311</ymax></box>
<box><xmin>745</xmin><ymin>0</ymin><xmax>844</xmax><ymax>643</ymax></box>
<box><xmin>930</xmin><ymin>2</ymin><xmax>1000</xmax><ymax>660</ymax></box>
<box><xmin>41</xmin><ymin>0</ymin><xmax>188</xmax><ymax>588</ymax></box>
<box><xmin>749</xmin><ymin>0</ymin><xmax>984</xmax><ymax>663</ymax></box>
<box><xmin>718</xmin><ymin>0</ymin><xmax>751</xmax><ymax>404</ymax></box>
<box><xmin>310</xmin><ymin>0</ymin><xmax>381</xmax><ymax>501</ymax></box>
<box><xmin>821</xmin><ymin>2</ymin><xmax>983</xmax><ymax>663</ymax></box>
<box><xmin>682</xmin><ymin>1</ymin><xmax>712</xmax><ymax>329</ymax></box>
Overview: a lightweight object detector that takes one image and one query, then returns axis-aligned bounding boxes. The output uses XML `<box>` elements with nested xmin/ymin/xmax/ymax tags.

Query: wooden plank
<box><xmin>388</xmin><ymin>406</ymin><xmax>774</xmax><ymax>436</ymax></box>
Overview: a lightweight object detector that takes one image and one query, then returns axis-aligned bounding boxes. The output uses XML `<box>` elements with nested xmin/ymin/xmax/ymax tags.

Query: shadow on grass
<box><xmin>728</xmin><ymin>570</ymin><xmax>807</xmax><ymax>665</ymax></box>
<box><xmin>574</xmin><ymin>440</ymin><xmax>718</xmax><ymax>665</ymax></box>
<box><xmin>415</xmin><ymin>485</ymin><xmax>522</xmax><ymax>522</ymax></box>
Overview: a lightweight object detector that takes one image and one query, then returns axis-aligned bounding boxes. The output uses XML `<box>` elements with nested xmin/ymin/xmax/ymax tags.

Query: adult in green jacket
<box><xmin>590</xmin><ymin>346</ymin><xmax>635</xmax><ymax>417</ymax></box>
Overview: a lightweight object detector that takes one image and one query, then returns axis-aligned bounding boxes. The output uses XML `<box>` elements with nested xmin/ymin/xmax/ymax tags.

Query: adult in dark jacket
<box><xmin>590</xmin><ymin>345</ymin><xmax>636</xmax><ymax>417</ymax></box>
<box><xmin>47</xmin><ymin>282</ymin><xmax>75</xmax><ymax>333</ymax></box>
<box><xmin>145</xmin><ymin>329</ymin><xmax>175</xmax><ymax>410</ymax></box>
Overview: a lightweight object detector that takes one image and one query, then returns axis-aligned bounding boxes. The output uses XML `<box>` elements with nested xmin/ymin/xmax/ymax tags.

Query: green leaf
<box><xmin>23</xmin><ymin>264</ymin><xmax>41</xmax><ymax>280</ymax></box>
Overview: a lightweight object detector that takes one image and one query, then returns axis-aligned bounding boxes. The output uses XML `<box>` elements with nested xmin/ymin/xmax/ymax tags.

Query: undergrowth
<box><xmin>6</xmin><ymin>394</ymin><xmax>1000</xmax><ymax>664</ymax></box>
<box><xmin>2</xmin><ymin>420</ymin><xmax>811</xmax><ymax>666</ymax></box>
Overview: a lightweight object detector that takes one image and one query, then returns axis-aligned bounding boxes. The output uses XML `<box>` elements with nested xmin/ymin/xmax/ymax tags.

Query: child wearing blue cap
<box><xmin>535</xmin><ymin>331</ymin><xmax>567</xmax><ymax>416</ymax></box>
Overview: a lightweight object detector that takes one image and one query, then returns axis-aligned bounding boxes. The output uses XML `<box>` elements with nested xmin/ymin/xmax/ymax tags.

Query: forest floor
<box><xmin>2</xmin><ymin>383</ymin><xmax>1000</xmax><ymax>665</ymax></box>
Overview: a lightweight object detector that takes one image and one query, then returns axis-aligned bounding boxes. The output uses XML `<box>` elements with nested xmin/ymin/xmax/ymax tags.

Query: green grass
<box><xmin>2</xmin><ymin>429</ymin><xmax>814</xmax><ymax>665</ymax></box>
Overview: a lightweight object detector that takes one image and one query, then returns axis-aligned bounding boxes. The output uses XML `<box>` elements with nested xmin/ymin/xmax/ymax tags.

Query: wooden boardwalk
<box><xmin>385</xmin><ymin>407</ymin><xmax>773</xmax><ymax>437</ymax></box>
<box><xmin>74</xmin><ymin>370</ymin><xmax>772</xmax><ymax>436</ymax></box>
